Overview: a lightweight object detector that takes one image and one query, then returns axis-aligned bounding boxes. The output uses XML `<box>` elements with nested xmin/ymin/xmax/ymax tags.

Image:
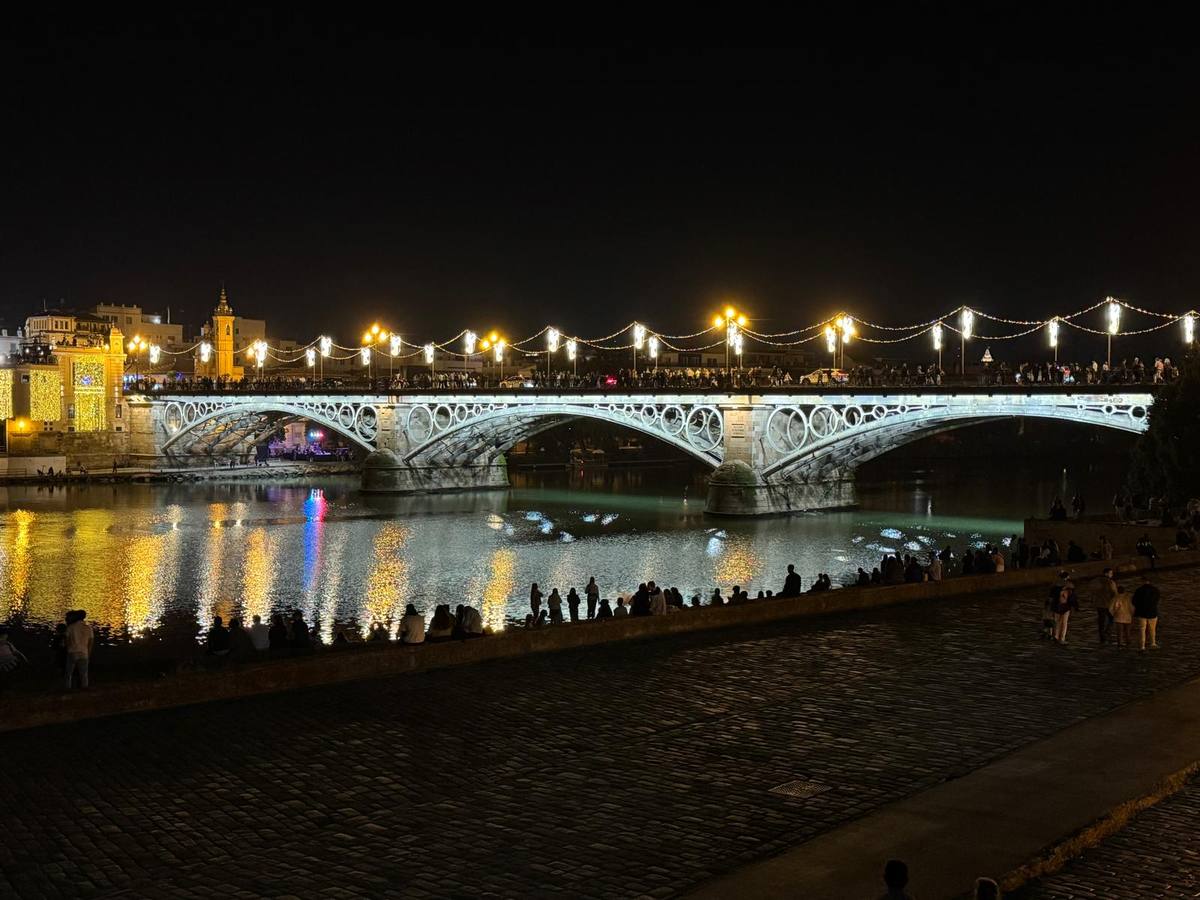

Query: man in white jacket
<box><xmin>64</xmin><ymin>609</ymin><xmax>95</xmax><ymax>689</ymax></box>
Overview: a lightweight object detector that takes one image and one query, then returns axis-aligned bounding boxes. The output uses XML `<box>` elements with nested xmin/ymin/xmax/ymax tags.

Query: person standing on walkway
<box><xmin>1052</xmin><ymin>572</ymin><xmax>1077</xmax><ymax>644</ymax></box>
<box><xmin>1110</xmin><ymin>583</ymin><xmax>1134</xmax><ymax>648</ymax></box>
<box><xmin>64</xmin><ymin>609</ymin><xmax>94</xmax><ymax>689</ymax></box>
<box><xmin>566</xmin><ymin>587</ymin><xmax>581</xmax><ymax>623</ymax></box>
<box><xmin>529</xmin><ymin>583</ymin><xmax>544</xmax><ymax>620</ymax></box>
<box><xmin>547</xmin><ymin>588</ymin><xmax>564</xmax><ymax>625</ymax></box>
<box><xmin>1092</xmin><ymin>567</ymin><xmax>1118</xmax><ymax>644</ymax></box>
<box><xmin>649</xmin><ymin>581</ymin><xmax>667</xmax><ymax>616</ymax></box>
<box><xmin>1132</xmin><ymin>575</ymin><xmax>1161</xmax><ymax>651</ymax></box>
<box><xmin>781</xmin><ymin>564</ymin><xmax>802</xmax><ymax>597</ymax></box>
<box><xmin>585</xmin><ymin>577</ymin><xmax>599</xmax><ymax>619</ymax></box>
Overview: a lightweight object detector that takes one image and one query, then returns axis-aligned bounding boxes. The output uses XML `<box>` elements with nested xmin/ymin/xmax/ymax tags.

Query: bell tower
<box><xmin>197</xmin><ymin>286</ymin><xmax>243</xmax><ymax>380</ymax></box>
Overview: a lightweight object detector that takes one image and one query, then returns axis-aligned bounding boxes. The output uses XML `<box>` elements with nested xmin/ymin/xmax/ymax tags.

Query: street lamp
<box><xmin>835</xmin><ymin>314</ymin><xmax>855</xmax><ymax>369</ymax></box>
<box><xmin>127</xmin><ymin>335</ymin><xmax>148</xmax><ymax>378</ymax></box>
<box><xmin>1106</xmin><ymin>298</ymin><xmax>1121</xmax><ymax>366</ymax></box>
<box><xmin>199</xmin><ymin>341</ymin><xmax>212</xmax><ymax>364</ymax></box>
<box><xmin>546</xmin><ymin>327</ymin><xmax>560</xmax><ymax>378</ymax></box>
<box><xmin>306</xmin><ymin>347</ymin><xmax>317</xmax><ymax>371</ymax></box>
<box><xmin>566</xmin><ymin>338</ymin><xmax>578</xmax><ymax>377</ymax></box>
<box><xmin>423</xmin><ymin>342</ymin><xmax>435</xmax><ymax>376</ymax></box>
<box><xmin>632</xmin><ymin>323</ymin><xmax>646</xmax><ymax>373</ymax></box>
<box><xmin>1185</xmin><ymin>313</ymin><xmax>1196</xmax><ymax>346</ymax></box>
<box><xmin>932</xmin><ymin>322</ymin><xmax>943</xmax><ymax>372</ymax></box>
<box><xmin>318</xmin><ymin>335</ymin><xmax>332</xmax><ymax>383</ymax></box>
<box><xmin>1047</xmin><ymin>317</ymin><xmax>1060</xmax><ymax>364</ymax></box>
<box><xmin>360</xmin><ymin>345</ymin><xmax>372</xmax><ymax>382</ymax></box>
<box><xmin>464</xmin><ymin>330</ymin><xmax>477</xmax><ymax>356</ymax></box>
<box><xmin>714</xmin><ymin>306</ymin><xmax>747</xmax><ymax>376</ymax></box>
<box><xmin>648</xmin><ymin>335</ymin><xmax>659</xmax><ymax>371</ymax></box>
<box><xmin>959</xmin><ymin>308</ymin><xmax>974</xmax><ymax>378</ymax></box>
<box><xmin>149</xmin><ymin>344</ymin><xmax>162</xmax><ymax>366</ymax></box>
<box><xmin>481</xmin><ymin>333</ymin><xmax>507</xmax><ymax>383</ymax></box>
<box><xmin>731</xmin><ymin>332</ymin><xmax>743</xmax><ymax>370</ymax></box>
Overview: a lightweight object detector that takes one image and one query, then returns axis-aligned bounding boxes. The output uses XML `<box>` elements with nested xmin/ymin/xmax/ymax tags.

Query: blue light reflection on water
<box><xmin>0</xmin><ymin>460</ymin><xmax>1116</xmax><ymax>634</ymax></box>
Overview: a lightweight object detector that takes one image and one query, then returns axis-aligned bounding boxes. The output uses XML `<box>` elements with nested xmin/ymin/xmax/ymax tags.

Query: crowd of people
<box><xmin>129</xmin><ymin>353</ymin><xmax>1179</xmax><ymax>396</ymax></box>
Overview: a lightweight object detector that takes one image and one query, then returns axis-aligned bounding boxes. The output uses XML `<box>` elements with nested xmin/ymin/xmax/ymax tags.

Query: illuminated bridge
<box><xmin>127</xmin><ymin>387</ymin><xmax>1155</xmax><ymax>515</ymax></box>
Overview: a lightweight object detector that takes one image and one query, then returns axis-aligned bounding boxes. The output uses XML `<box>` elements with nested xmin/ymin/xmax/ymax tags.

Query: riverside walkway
<box><xmin>4</xmin><ymin>566</ymin><xmax>1200</xmax><ymax>898</ymax></box>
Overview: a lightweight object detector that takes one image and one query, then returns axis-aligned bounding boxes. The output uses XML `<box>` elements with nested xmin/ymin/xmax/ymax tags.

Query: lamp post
<box><xmin>632</xmin><ymin>323</ymin><xmax>646</xmax><ymax>374</ymax></box>
<box><xmin>546</xmin><ymin>327</ymin><xmax>560</xmax><ymax>378</ymax></box>
<box><xmin>388</xmin><ymin>334</ymin><xmax>402</xmax><ymax>384</ymax></box>
<box><xmin>714</xmin><ymin>306</ymin><xmax>747</xmax><ymax>377</ymax></box>
<box><xmin>305</xmin><ymin>347</ymin><xmax>317</xmax><ymax>379</ymax></box>
<box><xmin>1048</xmin><ymin>317</ymin><xmax>1060</xmax><ymax>364</ymax></box>
<box><xmin>932</xmin><ymin>322</ymin><xmax>943</xmax><ymax>373</ymax></box>
<box><xmin>1106</xmin><ymin>298</ymin><xmax>1121</xmax><ymax>367</ymax></box>
<box><xmin>424</xmin><ymin>342</ymin><xmax>435</xmax><ymax>378</ymax></box>
<box><xmin>360</xmin><ymin>345</ymin><xmax>372</xmax><ymax>383</ymax></box>
<box><xmin>1185</xmin><ymin>313</ymin><xmax>1196</xmax><ymax>347</ymax></box>
<box><xmin>480</xmin><ymin>332</ymin><xmax>504</xmax><ymax>386</ymax></box>
<box><xmin>318</xmin><ymin>335</ymin><xmax>332</xmax><ymax>384</ymax></box>
<box><xmin>127</xmin><ymin>336</ymin><xmax>148</xmax><ymax>380</ymax></box>
<box><xmin>648</xmin><ymin>335</ymin><xmax>659</xmax><ymax>371</ymax></box>
<box><xmin>959</xmin><ymin>308</ymin><xmax>974</xmax><ymax>380</ymax></box>
<box><xmin>566</xmin><ymin>338</ymin><xmax>577</xmax><ymax>378</ymax></box>
<box><xmin>835</xmin><ymin>315</ymin><xmax>855</xmax><ymax>370</ymax></box>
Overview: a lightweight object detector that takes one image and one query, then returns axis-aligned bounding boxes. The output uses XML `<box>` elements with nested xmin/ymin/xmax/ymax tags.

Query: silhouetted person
<box><xmin>586</xmin><ymin>577</ymin><xmax>599</xmax><ymax>619</ymax></box>
<box><xmin>268</xmin><ymin>614</ymin><xmax>289</xmax><ymax>650</ymax></box>
<box><xmin>290</xmin><ymin>611</ymin><xmax>311</xmax><ymax>649</ymax></box>
<box><xmin>207</xmin><ymin>616</ymin><xmax>231</xmax><ymax>656</ymax></box>
<box><xmin>781</xmin><ymin>564</ymin><xmax>802</xmax><ymax>597</ymax></box>
<box><xmin>880</xmin><ymin>859</ymin><xmax>912</xmax><ymax>900</ymax></box>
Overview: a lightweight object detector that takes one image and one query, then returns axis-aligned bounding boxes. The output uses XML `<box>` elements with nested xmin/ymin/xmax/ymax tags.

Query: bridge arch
<box><xmin>397</xmin><ymin>399</ymin><xmax>726</xmax><ymax>469</ymax></box>
<box><xmin>760</xmin><ymin>397</ymin><xmax>1149</xmax><ymax>481</ymax></box>
<box><xmin>159</xmin><ymin>398</ymin><xmax>380</xmax><ymax>457</ymax></box>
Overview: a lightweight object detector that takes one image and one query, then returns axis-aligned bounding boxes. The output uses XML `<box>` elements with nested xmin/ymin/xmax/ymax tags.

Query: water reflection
<box><xmin>0</xmin><ymin>459</ymin><xmax>1123</xmax><ymax>638</ymax></box>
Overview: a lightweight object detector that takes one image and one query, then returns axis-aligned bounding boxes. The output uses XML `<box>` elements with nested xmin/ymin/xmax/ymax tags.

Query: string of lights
<box><xmin>128</xmin><ymin>298</ymin><xmax>1200</xmax><ymax>373</ymax></box>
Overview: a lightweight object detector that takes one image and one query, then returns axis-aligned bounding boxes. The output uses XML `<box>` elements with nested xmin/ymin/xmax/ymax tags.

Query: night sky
<box><xmin>3</xmin><ymin>13</ymin><xmax>1198</xmax><ymax>358</ymax></box>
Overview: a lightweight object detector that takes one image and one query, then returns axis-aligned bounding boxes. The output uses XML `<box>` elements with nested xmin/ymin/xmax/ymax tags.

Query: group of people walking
<box><xmin>1044</xmin><ymin>568</ymin><xmax>1162</xmax><ymax>649</ymax></box>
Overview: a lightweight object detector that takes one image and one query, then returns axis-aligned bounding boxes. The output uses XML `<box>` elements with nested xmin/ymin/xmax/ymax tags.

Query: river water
<box><xmin>0</xmin><ymin>458</ymin><xmax>1116</xmax><ymax>640</ymax></box>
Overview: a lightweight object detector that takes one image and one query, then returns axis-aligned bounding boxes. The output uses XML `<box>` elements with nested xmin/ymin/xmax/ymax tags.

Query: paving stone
<box><xmin>4</xmin><ymin>569</ymin><xmax>1200</xmax><ymax>898</ymax></box>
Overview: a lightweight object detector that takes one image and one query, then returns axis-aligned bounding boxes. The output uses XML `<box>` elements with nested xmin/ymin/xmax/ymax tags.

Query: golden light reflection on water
<box><xmin>3</xmin><ymin>510</ymin><xmax>35</xmax><ymax>616</ymax></box>
<box><xmin>480</xmin><ymin>548</ymin><xmax>515</xmax><ymax>632</ymax></box>
<box><xmin>241</xmin><ymin>527</ymin><xmax>278</xmax><ymax>623</ymax></box>
<box><xmin>362</xmin><ymin>523</ymin><xmax>409</xmax><ymax>627</ymax></box>
<box><xmin>70</xmin><ymin>509</ymin><xmax>119</xmax><ymax>625</ymax></box>
<box><xmin>123</xmin><ymin>533</ymin><xmax>165</xmax><ymax>635</ymax></box>
<box><xmin>196</xmin><ymin>503</ymin><xmax>228</xmax><ymax>630</ymax></box>
<box><xmin>713</xmin><ymin>536</ymin><xmax>761</xmax><ymax>589</ymax></box>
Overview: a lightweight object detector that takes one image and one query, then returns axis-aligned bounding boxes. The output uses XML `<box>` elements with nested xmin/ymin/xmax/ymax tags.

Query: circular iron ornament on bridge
<box><xmin>660</xmin><ymin>405</ymin><xmax>687</xmax><ymax>437</ymax></box>
<box><xmin>639</xmin><ymin>405</ymin><xmax>659</xmax><ymax>427</ymax></box>
<box><xmin>163</xmin><ymin>402</ymin><xmax>184</xmax><ymax>433</ymax></box>
<box><xmin>684</xmin><ymin>405</ymin><xmax>723</xmax><ymax>453</ymax></box>
<box><xmin>183</xmin><ymin>402</ymin><xmax>199</xmax><ymax>425</ymax></box>
<box><xmin>433</xmin><ymin>404</ymin><xmax>455</xmax><ymax>432</ymax></box>
<box><xmin>337</xmin><ymin>405</ymin><xmax>356</xmax><ymax>429</ymax></box>
<box><xmin>766</xmin><ymin>407</ymin><xmax>808</xmax><ymax>454</ymax></box>
<box><xmin>354</xmin><ymin>405</ymin><xmax>379</xmax><ymax>440</ymax></box>
<box><xmin>841</xmin><ymin>404</ymin><xmax>865</xmax><ymax>429</ymax></box>
<box><xmin>405</xmin><ymin>405</ymin><xmax>435</xmax><ymax>443</ymax></box>
<box><xmin>807</xmin><ymin>405</ymin><xmax>842</xmax><ymax>440</ymax></box>
<box><xmin>1130</xmin><ymin>405</ymin><xmax>1147</xmax><ymax>421</ymax></box>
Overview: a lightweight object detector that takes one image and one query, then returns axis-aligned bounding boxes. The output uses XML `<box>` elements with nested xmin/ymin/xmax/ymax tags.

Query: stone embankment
<box><xmin>5</xmin><ymin>550</ymin><xmax>1191</xmax><ymax>734</ymax></box>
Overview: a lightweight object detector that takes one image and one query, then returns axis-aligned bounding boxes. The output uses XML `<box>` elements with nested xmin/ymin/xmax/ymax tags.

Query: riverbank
<box><xmin>4</xmin><ymin>550</ymin><xmax>1192</xmax><ymax>734</ymax></box>
<box><xmin>0</xmin><ymin>459</ymin><xmax>358</xmax><ymax>486</ymax></box>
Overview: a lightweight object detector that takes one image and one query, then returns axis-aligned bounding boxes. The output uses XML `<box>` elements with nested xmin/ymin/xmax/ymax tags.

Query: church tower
<box><xmin>196</xmin><ymin>286</ymin><xmax>243</xmax><ymax>380</ymax></box>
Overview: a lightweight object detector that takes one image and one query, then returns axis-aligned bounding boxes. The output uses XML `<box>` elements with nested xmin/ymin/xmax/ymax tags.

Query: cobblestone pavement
<box><xmin>1015</xmin><ymin>774</ymin><xmax>1200</xmax><ymax>898</ymax></box>
<box><xmin>4</xmin><ymin>569</ymin><xmax>1200</xmax><ymax>899</ymax></box>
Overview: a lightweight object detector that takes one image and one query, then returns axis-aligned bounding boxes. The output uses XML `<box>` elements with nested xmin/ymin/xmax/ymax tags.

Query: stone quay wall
<box><xmin>6</xmin><ymin>551</ymin><xmax>1193</xmax><ymax>734</ymax></box>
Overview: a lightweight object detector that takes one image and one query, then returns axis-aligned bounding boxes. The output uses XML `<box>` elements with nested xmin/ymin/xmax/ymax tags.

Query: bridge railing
<box><xmin>130</xmin><ymin>377</ymin><xmax>1167</xmax><ymax>398</ymax></box>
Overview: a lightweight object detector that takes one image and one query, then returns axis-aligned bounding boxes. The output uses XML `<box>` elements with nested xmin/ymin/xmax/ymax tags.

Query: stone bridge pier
<box><xmin>135</xmin><ymin>390</ymin><xmax>1152</xmax><ymax>516</ymax></box>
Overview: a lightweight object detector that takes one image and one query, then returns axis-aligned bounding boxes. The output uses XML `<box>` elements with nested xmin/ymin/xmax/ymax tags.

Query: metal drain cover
<box><xmin>769</xmin><ymin>779</ymin><xmax>831</xmax><ymax>800</ymax></box>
